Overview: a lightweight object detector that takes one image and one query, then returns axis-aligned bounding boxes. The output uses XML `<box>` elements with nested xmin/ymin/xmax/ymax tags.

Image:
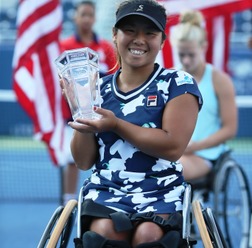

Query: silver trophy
<box><xmin>55</xmin><ymin>47</ymin><xmax>101</xmax><ymax>120</ymax></box>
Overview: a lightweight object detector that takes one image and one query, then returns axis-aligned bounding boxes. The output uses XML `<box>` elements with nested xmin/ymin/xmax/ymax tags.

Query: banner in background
<box><xmin>159</xmin><ymin>0</ymin><xmax>252</xmax><ymax>72</ymax></box>
<box><xmin>12</xmin><ymin>0</ymin><xmax>65</xmax><ymax>166</ymax></box>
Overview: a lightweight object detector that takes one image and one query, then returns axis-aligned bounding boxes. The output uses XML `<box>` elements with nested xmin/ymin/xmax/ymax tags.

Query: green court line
<box><xmin>0</xmin><ymin>136</ymin><xmax>47</xmax><ymax>150</ymax></box>
<box><xmin>227</xmin><ymin>138</ymin><xmax>252</xmax><ymax>152</ymax></box>
<box><xmin>1</xmin><ymin>136</ymin><xmax>252</xmax><ymax>152</ymax></box>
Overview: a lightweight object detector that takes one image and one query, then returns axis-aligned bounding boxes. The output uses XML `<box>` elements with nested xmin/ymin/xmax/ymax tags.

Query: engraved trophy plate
<box><xmin>55</xmin><ymin>47</ymin><xmax>101</xmax><ymax>120</ymax></box>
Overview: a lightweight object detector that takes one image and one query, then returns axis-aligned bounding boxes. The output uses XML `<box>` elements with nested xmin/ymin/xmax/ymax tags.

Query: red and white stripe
<box><xmin>13</xmin><ymin>0</ymin><xmax>65</xmax><ymax>165</ymax></box>
<box><xmin>158</xmin><ymin>0</ymin><xmax>252</xmax><ymax>72</ymax></box>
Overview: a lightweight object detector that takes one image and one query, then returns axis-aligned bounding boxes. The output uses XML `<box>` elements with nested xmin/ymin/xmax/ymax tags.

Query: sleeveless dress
<box><xmin>83</xmin><ymin>63</ymin><xmax>203</xmax><ymax>214</ymax></box>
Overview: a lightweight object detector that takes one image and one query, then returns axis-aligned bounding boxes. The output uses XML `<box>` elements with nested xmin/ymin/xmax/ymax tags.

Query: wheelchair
<box><xmin>38</xmin><ymin>182</ymin><xmax>230</xmax><ymax>248</ymax></box>
<box><xmin>188</xmin><ymin>149</ymin><xmax>252</xmax><ymax>248</ymax></box>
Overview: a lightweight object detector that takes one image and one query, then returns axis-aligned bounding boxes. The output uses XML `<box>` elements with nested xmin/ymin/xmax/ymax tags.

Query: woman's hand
<box><xmin>68</xmin><ymin>107</ymin><xmax>118</xmax><ymax>134</ymax></box>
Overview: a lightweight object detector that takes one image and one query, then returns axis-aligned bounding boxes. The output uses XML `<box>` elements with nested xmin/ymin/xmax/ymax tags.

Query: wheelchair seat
<box><xmin>38</xmin><ymin>181</ymin><xmax>232</xmax><ymax>248</ymax></box>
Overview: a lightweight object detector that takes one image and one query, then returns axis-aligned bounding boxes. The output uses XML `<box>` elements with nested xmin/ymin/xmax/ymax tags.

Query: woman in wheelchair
<box><xmin>171</xmin><ymin>10</ymin><xmax>237</xmax><ymax>181</ymax></box>
<box><xmin>63</xmin><ymin>0</ymin><xmax>203</xmax><ymax>247</ymax></box>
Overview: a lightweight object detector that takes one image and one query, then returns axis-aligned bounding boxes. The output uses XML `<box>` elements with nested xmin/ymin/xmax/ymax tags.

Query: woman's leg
<box><xmin>180</xmin><ymin>154</ymin><xmax>212</xmax><ymax>180</ymax></box>
<box><xmin>132</xmin><ymin>214</ymin><xmax>168</xmax><ymax>247</ymax></box>
<box><xmin>90</xmin><ymin>217</ymin><xmax>131</xmax><ymax>241</ymax></box>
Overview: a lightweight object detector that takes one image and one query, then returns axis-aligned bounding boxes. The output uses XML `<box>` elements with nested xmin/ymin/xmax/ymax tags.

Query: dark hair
<box><xmin>74</xmin><ymin>1</ymin><xmax>95</xmax><ymax>11</ymax></box>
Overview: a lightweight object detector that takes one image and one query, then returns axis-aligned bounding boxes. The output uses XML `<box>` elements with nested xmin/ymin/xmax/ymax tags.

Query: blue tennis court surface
<box><xmin>0</xmin><ymin>136</ymin><xmax>251</xmax><ymax>247</ymax></box>
<box><xmin>0</xmin><ymin>202</ymin><xmax>58</xmax><ymax>247</ymax></box>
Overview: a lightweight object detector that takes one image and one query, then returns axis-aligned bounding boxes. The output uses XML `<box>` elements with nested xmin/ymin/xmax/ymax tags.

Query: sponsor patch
<box><xmin>175</xmin><ymin>72</ymin><xmax>194</xmax><ymax>86</ymax></box>
<box><xmin>147</xmin><ymin>95</ymin><xmax>157</xmax><ymax>106</ymax></box>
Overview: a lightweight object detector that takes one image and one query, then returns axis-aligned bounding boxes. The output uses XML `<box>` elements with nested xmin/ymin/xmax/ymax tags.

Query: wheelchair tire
<box><xmin>37</xmin><ymin>206</ymin><xmax>64</xmax><ymax>248</ymax></box>
<box><xmin>192</xmin><ymin>201</ymin><xmax>213</xmax><ymax>248</ymax></box>
<box><xmin>193</xmin><ymin>200</ymin><xmax>228</xmax><ymax>248</ymax></box>
<box><xmin>202</xmin><ymin>207</ymin><xmax>228</xmax><ymax>248</ymax></box>
<box><xmin>46</xmin><ymin>199</ymin><xmax>78</xmax><ymax>248</ymax></box>
<box><xmin>222</xmin><ymin>160</ymin><xmax>251</xmax><ymax>248</ymax></box>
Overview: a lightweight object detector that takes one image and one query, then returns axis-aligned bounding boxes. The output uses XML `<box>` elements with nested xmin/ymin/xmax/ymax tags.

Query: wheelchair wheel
<box><xmin>39</xmin><ymin>199</ymin><xmax>78</xmax><ymax>248</ymax></box>
<box><xmin>192</xmin><ymin>201</ymin><xmax>213</xmax><ymax>248</ymax></box>
<box><xmin>222</xmin><ymin>160</ymin><xmax>251</xmax><ymax>248</ymax></box>
<box><xmin>37</xmin><ymin>206</ymin><xmax>64</xmax><ymax>248</ymax></box>
<box><xmin>192</xmin><ymin>200</ymin><xmax>227</xmax><ymax>248</ymax></box>
<box><xmin>202</xmin><ymin>207</ymin><xmax>228</xmax><ymax>248</ymax></box>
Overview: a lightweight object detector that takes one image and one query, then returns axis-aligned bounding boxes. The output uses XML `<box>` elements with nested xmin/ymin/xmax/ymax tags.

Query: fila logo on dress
<box><xmin>147</xmin><ymin>95</ymin><xmax>157</xmax><ymax>107</ymax></box>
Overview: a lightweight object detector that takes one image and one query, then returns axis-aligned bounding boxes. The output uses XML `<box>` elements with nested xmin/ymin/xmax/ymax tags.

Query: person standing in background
<box><xmin>60</xmin><ymin>1</ymin><xmax>117</xmax><ymax>205</ymax></box>
<box><xmin>171</xmin><ymin>10</ymin><xmax>237</xmax><ymax>181</ymax></box>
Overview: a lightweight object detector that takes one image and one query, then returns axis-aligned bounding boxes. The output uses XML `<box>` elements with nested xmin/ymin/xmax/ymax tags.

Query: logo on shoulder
<box><xmin>175</xmin><ymin>71</ymin><xmax>194</xmax><ymax>86</ymax></box>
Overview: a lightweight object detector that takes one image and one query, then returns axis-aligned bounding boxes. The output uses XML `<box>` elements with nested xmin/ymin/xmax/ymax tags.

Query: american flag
<box><xmin>157</xmin><ymin>0</ymin><xmax>252</xmax><ymax>72</ymax></box>
<box><xmin>12</xmin><ymin>0</ymin><xmax>65</xmax><ymax>165</ymax></box>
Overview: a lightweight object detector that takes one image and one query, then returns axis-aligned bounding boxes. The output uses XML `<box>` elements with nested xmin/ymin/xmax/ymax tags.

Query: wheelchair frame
<box><xmin>37</xmin><ymin>200</ymin><xmax>78</xmax><ymax>248</ymax></box>
<box><xmin>189</xmin><ymin>150</ymin><xmax>252</xmax><ymax>248</ymax></box>
<box><xmin>192</xmin><ymin>200</ymin><xmax>228</xmax><ymax>248</ymax></box>
<box><xmin>37</xmin><ymin>183</ymin><xmax>229</xmax><ymax>248</ymax></box>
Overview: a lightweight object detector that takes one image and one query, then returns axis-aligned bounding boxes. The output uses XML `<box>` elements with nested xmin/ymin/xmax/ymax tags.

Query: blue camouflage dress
<box><xmin>83</xmin><ymin>63</ymin><xmax>203</xmax><ymax>214</ymax></box>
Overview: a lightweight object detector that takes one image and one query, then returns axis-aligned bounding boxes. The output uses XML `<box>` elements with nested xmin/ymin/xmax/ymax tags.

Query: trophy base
<box><xmin>72</xmin><ymin>111</ymin><xmax>101</xmax><ymax>121</ymax></box>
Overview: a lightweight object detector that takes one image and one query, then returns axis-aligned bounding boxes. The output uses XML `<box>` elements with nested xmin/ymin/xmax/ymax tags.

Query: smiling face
<box><xmin>113</xmin><ymin>15</ymin><xmax>164</xmax><ymax>69</ymax></box>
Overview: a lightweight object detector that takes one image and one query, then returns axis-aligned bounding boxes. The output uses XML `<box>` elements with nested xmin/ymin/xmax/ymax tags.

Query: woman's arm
<box><xmin>72</xmin><ymin>93</ymin><xmax>199</xmax><ymax>162</ymax></box>
<box><xmin>113</xmin><ymin>93</ymin><xmax>199</xmax><ymax>161</ymax></box>
<box><xmin>69</xmin><ymin>129</ymin><xmax>99</xmax><ymax>170</ymax></box>
<box><xmin>186</xmin><ymin>69</ymin><xmax>237</xmax><ymax>153</ymax></box>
